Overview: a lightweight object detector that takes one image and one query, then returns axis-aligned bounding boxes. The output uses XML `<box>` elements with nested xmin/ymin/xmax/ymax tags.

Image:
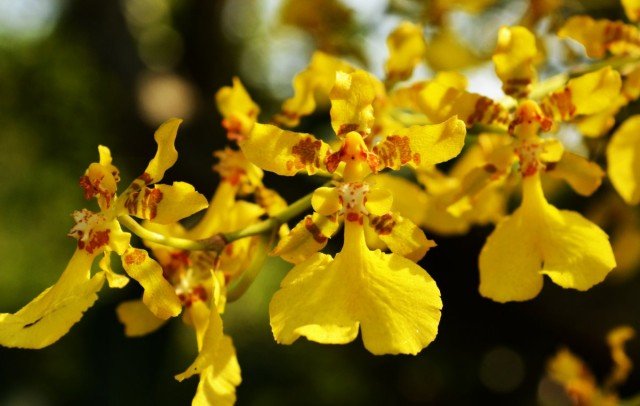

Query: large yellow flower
<box><xmin>240</xmin><ymin>68</ymin><xmax>466</xmax><ymax>354</ymax></box>
<box><xmin>453</xmin><ymin>26</ymin><xmax>620</xmax><ymax>302</ymax></box>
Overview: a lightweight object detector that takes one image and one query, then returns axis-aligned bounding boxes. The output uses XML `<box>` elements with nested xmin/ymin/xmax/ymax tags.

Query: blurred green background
<box><xmin>1</xmin><ymin>0</ymin><xmax>640</xmax><ymax>404</ymax></box>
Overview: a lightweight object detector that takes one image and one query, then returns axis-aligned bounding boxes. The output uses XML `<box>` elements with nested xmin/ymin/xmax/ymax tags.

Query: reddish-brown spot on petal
<box><xmin>291</xmin><ymin>137</ymin><xmax>323</xmax><ymax>171</ymax></box>
<box><xmin>138</xmin><ymin>172</ymin><xmax>153</xmax><ymax>185</ymax></box>
<box><xmin>124</xmin><ymin>249</ymin><xmax>146</xmax><ymax>266</ymax></box>
<box><xmin>337</xmin><ymin>123</ymin><xmax>360</xmax><ymax>136</ymax></box>
<box><xmin>373</xmin><ymin>135</ymin><xmax>413</xmax><ymax>168</ymax></box>
<box><xmin>483</xmin><ymin>163</ymin><xmax>498</xmax><ymax>173</ymax></box>
<box><xmin>369</xmin><ymin>213</ymin><xmax>395</xmax><ymax>235</ymax></box>
<box><xmin>346</xmin><ymin>212</ymin><xmax>361</xmax><ymax>223</ymax></box>
<box><xmin>304</xmin><ymin>216</ymin><xmax>328</xmax><ymax>243</ymax></box>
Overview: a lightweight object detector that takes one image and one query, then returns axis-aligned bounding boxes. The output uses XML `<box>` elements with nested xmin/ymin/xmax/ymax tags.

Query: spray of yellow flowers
<box><xmin>4</xmin><ymin>1</ymin><xmax>640</xmax><ymax>404</ymax></box>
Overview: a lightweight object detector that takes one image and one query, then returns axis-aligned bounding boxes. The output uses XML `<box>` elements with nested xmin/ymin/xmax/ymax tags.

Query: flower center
<box><xmin>337</xmin><ymin>182</ymin><xmax>370</xmax><ymax>222</ymax></box>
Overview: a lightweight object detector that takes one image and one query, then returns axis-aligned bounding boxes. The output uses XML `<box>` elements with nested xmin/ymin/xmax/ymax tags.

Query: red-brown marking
<box><xmin>79</xmin><ymin>175</ymin><xmax>113</xmax><ymax>208</ymax></box>
<box><xmin>373</xmin><ymin>135</ymin><xmax>413</xmax><ymax>168</ymax></box>
<box><xmin>467</xmin><ymin>97</ymin><xmax>510</xmax><ymax>127</ymax></box>
<box><xmin>369</xmin><ymin>213</ymin><xmax>395</xmax><ymax>235</ymax></box>
<box><xmin>346</xmin><ymin>212</ymin><xmax>361</xmax><ymax>223</ymax></box>
<box><xmin>338</xmin><ymin>123</ymin><xmax>360</xmax><ymax>136</ymax></box>
<box><xmin>291</xmin><ymin>137</ymin><xmax>322</xmax><ymax>171</ymax></box>
<box><xmin>504</xmin><ymin>78</ymin><xmax>532</xmax><ymax>98</ymax></box>
<box><xmin>222</xmin><ymin>117</ymin><xmax>245</xmax><ymax>141</ymax></box>
<box><xmin>78</xmin><ymin>229</ymin><xmax>110</xmax><ymax>254</ymax></box>
<box><xmin>304</xmin><ymin>216</ymin><xmax>328</xmax><ymax>243</ymax></box>
<box><xmin>162</xmin><ymin>251</ymin><xmax>191</xmax><ymax>280</ymax></box>
<box><xmin>124</xmin><ymin>183</ymin><xmax>164</xmax><ymax>220</ymax></box>
<box><xmin>542</xmin><ymin>87</ymin><xmax>576</xmax><ymax>120</ymax></box>
<box><xmin>138</xmin><ymin>172</ymin><xmax>153</xmax><ymax>184</ymax></box>
<box><xmin>124</xmin><ymin>249</ymin><xmax>146</xmax><ymax>266</ymax></box>
<box><xmin>483</xmin><ymin>163</ymin><xmax>498</xmax><ymax>173</ymax></box>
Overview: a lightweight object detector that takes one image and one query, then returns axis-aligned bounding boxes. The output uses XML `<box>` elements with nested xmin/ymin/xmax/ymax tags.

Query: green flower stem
<box><xmin>118</xmin><ymin>214</ymin><xmax>221</xmax><ymax>251</ymax></box>
<box><xmin>224</xmin><ymin>191</ymin><xmax>312</xmax><ymax>242</ymax></box>
<box><xmin>118</xmin><ymin>188</ymin><xmax>314</xmax><ymax>252</ymax></box>
<box><xmin>226</xmin><ymin>230</ymin><xmax>275</xmax><ymax>302</ymax></box>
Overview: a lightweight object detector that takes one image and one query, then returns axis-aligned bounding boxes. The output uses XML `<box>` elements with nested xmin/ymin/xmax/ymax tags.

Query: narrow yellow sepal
<box><xmin>121</xmin><ymin>248</ymin><xmax>182</xmax><ymax>320</ymax></box>
<box><xmin>373</xmin><ymin>116</ymin><xmax>466</xmax><ymax>170</ymax></box>
<box><xmin>177</xmin><ymin>300</ymin><xmax>241</xmax><ymax>406</ymax></box>
<box><xmin>493</xmin><ymin>26</ymin><xmax>537</xmax><ymax>98</ymax></box>
<box><xmin>329</xmin><ymin>70</ymin><xmax>376</xmax><ymax>138</ymax></box>
<box><xmin>272</xmin><ymin>213</ymin><xmax>339</xmax><ymax>264</ymax></box>
<box><xmin>546</xmin><ymin>152</ymin><xmax>604</xmax><ymax>196</ymax></box>
<box><xmin>215</xmin><ymin>77</ymin><xmax>260</xmax><ymax>138</ymax></box>
<box><xmin>479</xmin><ymin>175</ymin><xmax>615</xmax><ymax>302</ymax></box>
<box><xmin>385</xmin><ymin>21</ymin><xmax>427</xmax><ymax>83</ymax></box>
<box><xmin>240</xmin><ymin>123</ymin><xmax>331</xmax><ymax>176</ymax></box>
<box><xmin>607</xmin><ymin>115</ymin><xmax>640</xmax><ymax>204</ymax></box>
<box><xmin>273</xmin><ymin>51</ymin><xmax>355</xmax><ymax>127</ymax></box>
<box><xmin>143</xmin><ymin>118</ymin><xmax>182</xmax><ymax>184</ymax></box>
<box><xmin>192</xmin><ymin>335</ymin><xmax>241</xmax><ymax>406</ymax></box>
<box><xmin>270</xmin><ymin>222</ymin><xmax>441</xmax><ymax>355</ymax></box>
<box><xmin>0</xmin><ymin>250</ymin><xmax>104</xmax><ymax>349</ymax></box>
<box><xmin>175</xmin><ymin>301</ymin><xmax>223</xmax><ymax>382</ymax></box>
<box><xmin>116</xmin><ymin>299</ymin><xmax>167</xmax><ymax>337</ymax></box>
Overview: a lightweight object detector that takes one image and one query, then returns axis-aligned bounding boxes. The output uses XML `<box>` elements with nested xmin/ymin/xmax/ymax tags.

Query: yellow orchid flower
<box><xmin>0</xmin><ymin>119</ymin><xmax>208</xmax><ymax>349</ymax></box>
<box><xmin>269</xmin><ymin>166</ymin><xmax>442</xmax><ymax>355</ymax></box>
<box><xmin>477</xmin><ymin>101</ymin><xmax>615</xmax><ymax>302</ymax></box>
<box><xmin>239</xmin><ymin>68</ymin><xmax>466</xmax><ymax>355</ymax></box>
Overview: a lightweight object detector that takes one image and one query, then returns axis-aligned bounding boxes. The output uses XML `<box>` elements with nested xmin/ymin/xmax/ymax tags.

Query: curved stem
<box><xmin>119</xmin><ymin>187</ymin><xmax>315</xmax><ymax>252</ymax></box>
<box><xmin>224</xmin><ymin>191</ymin><xmax>312</xmax><ymax>242</ymax></box>
<box><xmin>226</xmin><ymin>229</ymin><xmax>276</xmax><ymax>302</ymax></box>
<box><xmin>118</xmin><ymin>215</ymin><xmax>221</xmax><ymax>251</ymax></box>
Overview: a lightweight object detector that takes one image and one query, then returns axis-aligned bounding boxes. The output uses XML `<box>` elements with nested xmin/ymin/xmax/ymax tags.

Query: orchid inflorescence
<box><xmin>5</xmin><ymin>2</ymin><xmax>640</xmax><ymax>404</ymax></box>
